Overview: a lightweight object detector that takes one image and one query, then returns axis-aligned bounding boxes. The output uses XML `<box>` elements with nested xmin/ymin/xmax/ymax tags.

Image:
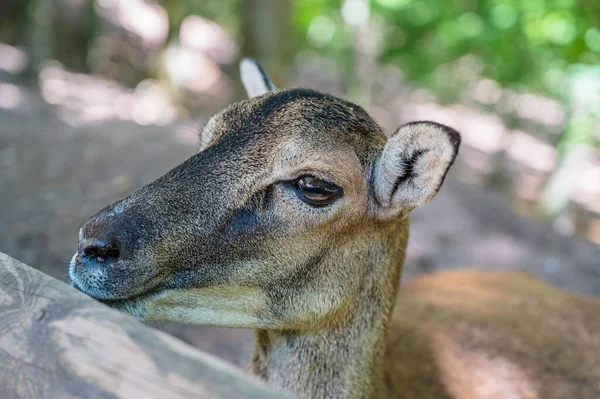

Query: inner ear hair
<box><xmin>240</xmin><ymin>58</ymin><xmax>277</xmax><ymax>98</ymax></box>
<box><xmin>372</xmin><ymin>121</ymin><xmax>460</xmax><ymax>217</ymax></box>
<box><xmin>389</xmin><ymin>148</ymin><xmax>429</xmax><ymax>200</ymax></box>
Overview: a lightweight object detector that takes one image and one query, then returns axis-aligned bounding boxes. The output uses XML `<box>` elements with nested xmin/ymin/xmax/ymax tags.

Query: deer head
<box><xmin>70</xmin><ymin>59</ymin><xmax>460</xmax><ymax>332</ymax></box>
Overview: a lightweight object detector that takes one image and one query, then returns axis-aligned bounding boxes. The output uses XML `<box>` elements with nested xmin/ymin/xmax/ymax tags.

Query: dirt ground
<box><xmin>1</xmin><ymin>90</ymin><xmax>599</xmax><ymax>368</ymax></box>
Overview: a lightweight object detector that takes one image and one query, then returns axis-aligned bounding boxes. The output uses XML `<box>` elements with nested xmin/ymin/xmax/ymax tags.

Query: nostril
<box><xmin>82</xmin><ymin>239</ymin><xmax>120</xmax><ymax>263</ymax></box>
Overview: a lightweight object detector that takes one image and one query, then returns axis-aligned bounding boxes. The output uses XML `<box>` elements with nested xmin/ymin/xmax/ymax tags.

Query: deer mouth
<box><xmin>68</xmin><ymin>251</ymin><xmax>170</xmax><ymax>308</ymax></box>
<box><xmin>98</xmin><ymin>284</ymin><xmax>166</xmax><ymax>307</ymax></box>
<box><xmin>71</xmin><ymin>275</ymin><xmax>171</xmax><ymax>321</ymax></box>
<box><xmin>72</xmin><ymin>275</ymin><xmax>170</xmax><ymax>313</ymax></box>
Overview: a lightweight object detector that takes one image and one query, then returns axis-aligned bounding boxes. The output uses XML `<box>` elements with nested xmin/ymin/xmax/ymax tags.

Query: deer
<box><xmin>69</xmin><ymin>59</ymin><xmax>600</xmax><ymax>399</ymax></box>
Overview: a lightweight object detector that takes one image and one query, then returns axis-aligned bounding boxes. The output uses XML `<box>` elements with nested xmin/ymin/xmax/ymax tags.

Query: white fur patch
<box><xmin>240</xmin><ymin>58</ymin><xmax>276</xmax><ymax>98</ymax></box>
<box><xmin>198</xmin><ymin>115</ymin><xmax>217</xmax><ymax>151</ymax></box>
<box><xmin>68</xmin><ymin>252</ymin><xmax>78</xmax><ymax>282</ymax></box>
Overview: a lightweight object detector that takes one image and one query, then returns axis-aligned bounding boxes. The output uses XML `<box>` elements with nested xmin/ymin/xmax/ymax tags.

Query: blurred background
<box><xmin>0</xmin><ymin>0</ymin><xmax>599</xmax><ymax>366</ymax></box>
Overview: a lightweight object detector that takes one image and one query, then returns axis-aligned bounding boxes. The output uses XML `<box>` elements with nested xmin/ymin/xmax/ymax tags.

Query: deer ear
<box><xmin>240</xmin><ymin>58</ymin><xmax>277</xmax><ymax>98</ymax></box>
<box><xmin>371</xmin><ymin>122</ymin><xmax>460</xmax><ymax>219</ymax></box>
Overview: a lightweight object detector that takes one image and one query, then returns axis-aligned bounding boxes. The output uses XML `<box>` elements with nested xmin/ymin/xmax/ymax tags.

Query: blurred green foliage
<box><xmin>293</xmin><ymin>0</ymin><xmax>600</xmax><ymax>106</ymax></box>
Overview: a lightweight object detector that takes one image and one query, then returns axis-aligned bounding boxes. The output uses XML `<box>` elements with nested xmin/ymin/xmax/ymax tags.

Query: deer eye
<box><xmin>292</xmin><ymin>176</ymin><xmax>343</xmax><ymax>206</ymax></box>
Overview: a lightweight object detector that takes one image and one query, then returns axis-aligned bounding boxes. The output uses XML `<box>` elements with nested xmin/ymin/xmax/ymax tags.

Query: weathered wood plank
<box><xmin>0</xmin><ymin>252</ymin><xmax>281</xmax><ymax>399</ymax></box>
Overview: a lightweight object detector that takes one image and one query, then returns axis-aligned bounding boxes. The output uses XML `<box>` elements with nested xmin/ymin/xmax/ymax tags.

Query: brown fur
<box><xmin>70</xmin><ymin>63</ymin><xmax>600</xmax><ymax>399</ymax></box>
<box><xmin>386</xmin><ymin>270</ymin><xmax>600</xmax><ymax>399</ymax></box>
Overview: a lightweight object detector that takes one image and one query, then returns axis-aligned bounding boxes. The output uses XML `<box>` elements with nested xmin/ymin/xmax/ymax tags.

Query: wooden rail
<box><xmin>0</xmin><ymin>252</ymin><xmax>281</xmax><ymax>399</ymax></box>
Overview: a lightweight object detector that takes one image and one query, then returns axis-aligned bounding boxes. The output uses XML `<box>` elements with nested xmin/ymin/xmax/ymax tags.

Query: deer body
<box><xmin>387</xmin><ymin>270</ymin><xmax>600</xmax><ymax>399</ymax></box>
<box><xmin>70</xmin><ymin>60</ymin><xmax>600</xmax><ymax>399</ymax></box>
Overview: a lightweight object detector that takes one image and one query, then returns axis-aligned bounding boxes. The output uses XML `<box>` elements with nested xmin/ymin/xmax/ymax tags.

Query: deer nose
<box><xmin>80</xmin><ymin>238</ymin><xmax>121</xmax><ymax>265</ymax></box>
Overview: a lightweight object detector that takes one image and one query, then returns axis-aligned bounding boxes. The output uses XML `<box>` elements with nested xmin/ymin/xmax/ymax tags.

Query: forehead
<box><xmin>204</xmin><ymin>89</ymin><xmax>387</xmax><ymax>166</ymax></box>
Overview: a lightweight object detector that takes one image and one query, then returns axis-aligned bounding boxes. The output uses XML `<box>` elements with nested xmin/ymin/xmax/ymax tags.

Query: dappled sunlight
<box><xmin>454</xmin><ymin>106</ymin><xmax>508</xmax><ymax>154</ymax></box>
<box><xmin>572</xmin><ymin>159</ymin><xmax>600</xmax><ymax>213</ymax></box>
<box><xmin>404</xmin><ymin>271</ymin><xmax>524</xmax><ymax>309</ymax></box>
<box><xmin>95</xmin><ymin>0</ymin><xmax>168</xmax><ymax>48</ymax></box>
<box><xmin>0</xmin><ymin>83</ymin><xmax>22</xmax><ymax>110</ymax></box>
<box><xmin>385</xmin><ymin>79</ymin><xmax>599</xmax><ymax>242</ymax></box>
<box><xmin>469</xmin><ymin>78</ymin><xmax>503</xmax><ymax>105</ymax></box>
<box><xmin>514</xmin><ymin>93</ymin><xmax>565</xmax><ymax>128</ymax></box>
<box><xmin>402</xmin><ymin>101</ymin><xmax>508</xmax><ymax>155</ymax></box>
<box><xmin>505</xmin><ymin>130</ymin><xmax>557</xmax><ymax>172</ymax></box>
<box><xmin>165</xmin><ymin>15</ymin><xmax>237</xmax><ymax>98</ymax></box>
<box><xmin>179</xmin><ymin>15</ymin><xmax>237</xmax><ymax>64</ymax></box>
<box><xmin>165</xmin><ymin>46</ymin><xmax>223</xmax><ymax>94</ymax></box>
<box><xmin>341</xmin><ymin>0</ymin><xmax>370</xmax><ymax>27</ymax></box>
<box><xmin>433</xmin><ymin>332</ymin><xmax>539</xmax><ymax>399</ymax></box>
<box><xmin>0</xmin><ymin>43</ymin><xmax>28</xmax><ymax>74</ymax></box>
<box><xmin>39</xmin><ymin>61</ymin><xmax>176</xmax><ymax>127</ymax></box>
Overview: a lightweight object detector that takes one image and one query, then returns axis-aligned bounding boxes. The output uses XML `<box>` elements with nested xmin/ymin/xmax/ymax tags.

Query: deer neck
<box><xmin>250</xmin><ymin>220</ymin><xmax>408</xmax><ymax>399</ymax></box>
